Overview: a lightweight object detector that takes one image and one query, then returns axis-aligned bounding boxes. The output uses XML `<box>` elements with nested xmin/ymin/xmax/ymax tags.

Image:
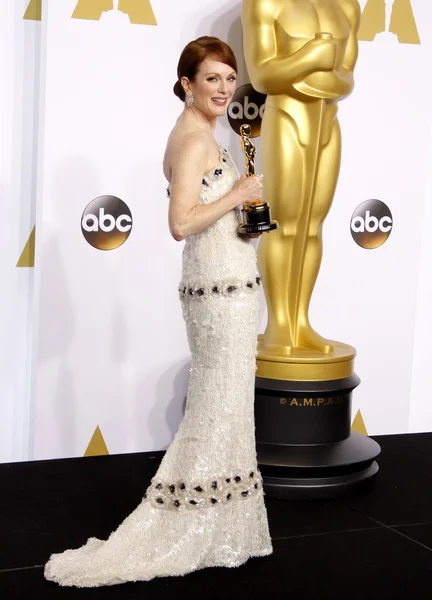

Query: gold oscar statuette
<box><xmin>242</xmin><ymin>0</ymin><xmax>362</xmax><ymax>380</ymax></box>
<box><xmin>237</xmin><ymin>124</ymin><xmax>278</xmax><ymax>234</ymax></box>
<box><xmin>241</xmin><ymin>0</ymin><xmax>380</xmax><ymax>499</ymax></box>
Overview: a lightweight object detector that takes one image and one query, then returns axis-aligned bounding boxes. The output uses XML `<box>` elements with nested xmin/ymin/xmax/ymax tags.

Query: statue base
<box><xmin>238</xmin><ymin>202</ymin><xmax>279</xmax><ymax>234</ymax></box>
<box><xmin>257</xmin><ymin>339</ymin><xmax>357</xmax><ymax>382</ymax></box>
<box><xmin>255</xmin><ymin>349</ymin><xmax>381</xmax><ymax>499</ymax></box>
<box><xmin>238</xmin><ymin>221</ymin><xmax>279</xmax><ymax>234</ymax></box>
<box><xmin>257</xmin><ymin>432</ymin><xmax>380</xmax><ymax>500</ymax></box>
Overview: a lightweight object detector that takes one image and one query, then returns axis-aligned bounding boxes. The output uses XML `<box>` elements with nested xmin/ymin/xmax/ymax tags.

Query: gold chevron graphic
<box><xmin>72</xmin><ymin>0</ymin><xmax>157</xmax><ymax>25</ymax></box>
<box><xmin>23</xmin><ymin>0</ymin><xmax>42</xmax><ymax>21</ymax></box>
<box><xmin>351</xmin><ymin>409</ymin><xmax>368</xmax><ymax>436</ymax></box>
<box><xmin>84</xmin><ymin>426</ymin><xmax>109</xmax><ymax>456</ymax></box>
<box><xmin>118</xmin><ymin>0</ymin><xmax>157</xmax><ymax>24</ymax></box>
<box><xmin>72</xmin><ymin>0</ymin><xmax>112</xmax><ymax>20</ymax></box>
<box><xmin>16</xmin><ymin>226</ymin><xmax>35</xmax><ymax>268</ymax></box>
<box><xmin>359</xmin><ymin>0</ymin><xmax>420</xmax><ymax>44</ymax></box>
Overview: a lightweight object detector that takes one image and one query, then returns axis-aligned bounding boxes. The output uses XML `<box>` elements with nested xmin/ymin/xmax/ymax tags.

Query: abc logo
<box><xmin>228</xmin><ymin>83</ymin><xmax>267</xmax><ymax>138</ymax></box>
<box><xmin>350</xmin><ymin>199</ymin><xmax>393</xmax><ymax>249</ymax></box>
<box><xmin>81</xmin><ymin>195</ymin><xmax>132</xmax><ymax>250</ymax></box>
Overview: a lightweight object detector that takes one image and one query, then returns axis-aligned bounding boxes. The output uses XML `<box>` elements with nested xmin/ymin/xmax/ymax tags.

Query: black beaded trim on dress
<box><xmin>145</xmin><ymin>470</ymin><xmax>263</xmax><ymax>511</ymax></box>
<box><xmin>179</xmin><ymin>278</ymin><xmax>261</xmax><ymax>300</ymax></box>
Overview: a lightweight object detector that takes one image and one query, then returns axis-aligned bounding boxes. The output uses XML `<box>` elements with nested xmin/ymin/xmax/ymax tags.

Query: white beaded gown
<box><xmin>44</xmin><ymin>145</ymin><xmax>273</xmax><ymax>587</ymax></box>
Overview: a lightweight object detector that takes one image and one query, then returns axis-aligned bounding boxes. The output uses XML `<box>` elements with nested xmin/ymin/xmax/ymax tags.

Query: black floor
<box><xmin>1</xmin><ymin>433</ymin><xmax>432</xmax><ymax>599</ymax></box>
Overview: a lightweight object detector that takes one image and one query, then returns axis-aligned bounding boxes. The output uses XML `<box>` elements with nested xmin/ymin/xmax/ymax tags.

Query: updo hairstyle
<box><xmin>173</xmin><ymin>36</ymin><xmax>237</xmax><ymax>102</ymax></box>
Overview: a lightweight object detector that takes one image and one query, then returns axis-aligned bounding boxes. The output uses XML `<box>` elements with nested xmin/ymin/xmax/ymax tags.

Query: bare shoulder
<box><xmin>165</xmin><ymin>129</ymin><xmax>211</xmax><ymax>178</ymax></box>
<box><xmin>340</xmin><ymin>0</ymin><xmax>361</xmax><ymax>25</ymax></box>
<box><xmin>176</xmin><ymin>130</ymin><xmax>212</xmax><ymax>158</ymax></box>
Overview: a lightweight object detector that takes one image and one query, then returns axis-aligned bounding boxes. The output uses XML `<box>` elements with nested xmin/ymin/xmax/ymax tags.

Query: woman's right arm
<box><xmin>168</xmin><ymin>134</ymin><xmax>262</xmax><ymax>241</ymax></box>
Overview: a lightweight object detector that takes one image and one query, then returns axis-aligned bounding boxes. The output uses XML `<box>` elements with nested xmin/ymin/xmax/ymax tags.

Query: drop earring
<box><xmin>186</xmin><ymin>92</ymin><xmax>194</xmax><ymax>107</ymax></box>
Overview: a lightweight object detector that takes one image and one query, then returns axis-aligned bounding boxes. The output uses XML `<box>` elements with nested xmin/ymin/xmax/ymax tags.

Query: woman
<box><xmin>44</xmin><ymin>36</ymin><xmax>273</xmax><ymax>587</ymax></box>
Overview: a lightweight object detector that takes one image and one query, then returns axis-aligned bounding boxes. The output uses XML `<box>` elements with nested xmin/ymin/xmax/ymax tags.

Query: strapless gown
<box><xmin>44</xmin><ymin>145</ymin><xmax>272</xmax><ymax>587</ymax></box>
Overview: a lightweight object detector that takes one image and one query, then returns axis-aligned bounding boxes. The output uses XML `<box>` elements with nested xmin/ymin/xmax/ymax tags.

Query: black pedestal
<box><xmin>255</xmin><ymin>375</ymin><xmax>381</xmax><ymax>499</ymax></box>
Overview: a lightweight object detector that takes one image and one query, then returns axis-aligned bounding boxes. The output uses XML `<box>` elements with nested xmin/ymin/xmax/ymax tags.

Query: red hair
<box><xmin>173</xmin><ymin>36</ymin><xmax>237</xmax><ymax>102</ymax></box>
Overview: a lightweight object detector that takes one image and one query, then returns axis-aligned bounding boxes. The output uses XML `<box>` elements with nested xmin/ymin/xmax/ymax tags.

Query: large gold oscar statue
<box><xmin>242</xmin><ymin>0</ymin><xmax>361</xmax><ymax>382</ymax></box>
<box><xmin>241</xmin><ymin>0</ymin><xmax>380</xmax><ymax>499</ymax></box>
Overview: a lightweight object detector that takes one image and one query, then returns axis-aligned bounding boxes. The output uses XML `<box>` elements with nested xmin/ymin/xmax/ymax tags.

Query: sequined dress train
<box><xmin>44</xmin><ymin>146</ymin><xmax>273</xmax><ymax>587</ymax></box>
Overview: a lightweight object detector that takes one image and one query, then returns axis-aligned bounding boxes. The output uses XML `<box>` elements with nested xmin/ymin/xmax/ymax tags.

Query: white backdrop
<box><xmin>0</xmin><ymin>0</ymin><xmax>43</xmax><ymax>463</ymax></box>
<box><xmin>17</xmin><ymin>0</ymin><xmax>432</xmax><ymax>461</ymax></box>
